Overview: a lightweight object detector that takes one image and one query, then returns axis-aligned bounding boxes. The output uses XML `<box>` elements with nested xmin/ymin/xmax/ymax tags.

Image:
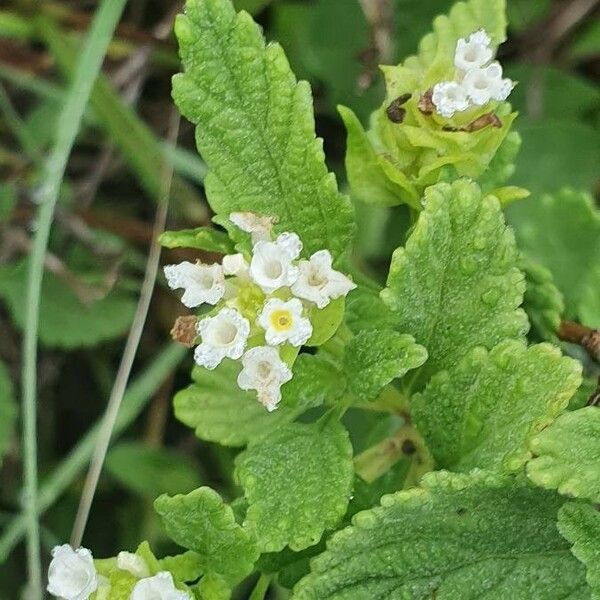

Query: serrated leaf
<box><xmin>0</xmin><ymin>260</ymin><xmax>136</xmax><ymax>348</ymax></box>
<box><xmin>294</xmin><ymin>470</ymin><xmax>590</xmax><ymax>599</ymax></box>
<box><xmin>173</xmin><ymin>0</ymin><xmax>354</xmax><ymax>260</ymax></box>
<box><xmin>527</xmin><ymin>407</ymin><xmax>600</xmax><ymax>503</ymax></box>
<box><xmin>344</xmin><ymin>285</ymin><xmax>396</xmax><ymax>334</ymax></box>
<box><xmin>155</xmin><ymin>487</ymin><xmax>258</xmax><ymax>584</ymax></box>
<box><xmin>235</xmin><ymin>419</ymin><xmax>353</xmax><ymax>553</ymax></box>
<box><xmin>559</xmin><ymin>502</ymin><xmax>600</xmax><ymax>600</ymax></box>
<box><xmin>0</xmin><ymin>360</ymin><xmax>16</xmax><ymax>467</ymax></box>
<box><xmin>159</xmin><ymin>227</ymin><xmax>235</xmax><ymax>254</ymax></box>
<box><xmin>343</xmin><ymin>329</ymin><xmax>427</xmax><ymax>402</ymax></box>
<box><xmin>381</xmin><ymin>180</ymin><xmax>528</xmax><ymax>390</ymax></box>
<box><xmin>174</xmin><ymin>360</ymin><xmax>298</xmax><ymax>447</ymax></box>
<box><xmin>507</xmin><ymin>189</ymin><xmax>600</xmax><ymax>319</ymax></box>
<box><xmin>412</xmin><ymin>340</ymin><xmax>581</xmax><ymax>473</ymax></box>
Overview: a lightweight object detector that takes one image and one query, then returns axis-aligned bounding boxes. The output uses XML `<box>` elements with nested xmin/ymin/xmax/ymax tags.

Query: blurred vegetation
<box><xmin>0</xmin><ymin>0</ymin><xmax>598</xmax><ymax>597</ymax></box>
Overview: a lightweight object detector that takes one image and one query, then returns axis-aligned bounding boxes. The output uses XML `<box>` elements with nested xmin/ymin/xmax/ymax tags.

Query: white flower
<box><xmin>463</xmin><ymin>61</ymin><xmax>513</xmax><ymax>105</ymax></box>
<box><xmin>454</xmin><ymin>29</ymin><xmax>493</xmax><ymax>72</ymax></box>
<box><xmin>47</xmin><ymin>544</ymin><xmax>98</xmax><ymax>600</ymax></box>
<box><xmin>116</xmin><ymin>551</ymin><xmax>149</xmax><ymax>578</ymax></box>
<box><xmin>230</xmin><ymin>211</ymin><xmax>276</xmax><ymax>243</ymax></box>
<box><xmin>291</xmin><ymin>250</ymin><xmax>356</xmax><ymax>308</ymax></box>
<box><xmin>164</xmin><ymin>261</ymin><xmax>225</xmax><ymax>308</ymax></box>
<box><xmin>257</xmin><ymin>297</ymin><xmax>312</xmax><ymax>347</ymax></box>
<box><xmin>194</xmin><ymin>308</ymin><xmax>250</xmax><ymax>369</ymax></box>
<box><xmin>431</xmin><ymin>81</ymin><xmax>470</xmax><ymax>118</ymax></box>
<box><xmin>238</xmin><ymin>346</ymin><xmax>293</xmax><ymax>411</ymax></box>
<box><xmin>222</xmin><ymin>253</ymin><xmax>249</xmax><ymax>277</ymax></box>
<box><xmin>249</xmin><ymin>233</ymin><xmax>302</xmax><ymax>293</ymax></box>
<box><xmin>130</xmin><ymin>572</ymin><xmax>189</xmax><ymax>600</ymax></box>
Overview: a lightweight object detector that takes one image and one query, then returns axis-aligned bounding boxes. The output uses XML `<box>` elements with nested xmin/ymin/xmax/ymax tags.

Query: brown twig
<box><xmin>558</xmin><ymin>320</ymin><xmax>600</xmax><ymax>364</ymax></box>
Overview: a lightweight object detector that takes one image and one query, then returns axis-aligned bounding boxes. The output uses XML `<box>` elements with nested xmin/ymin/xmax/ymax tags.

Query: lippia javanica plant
<box><xmin>47</xmin><ymin>0</ymin><xmax>600</xmax><ymax>598</ymax></box>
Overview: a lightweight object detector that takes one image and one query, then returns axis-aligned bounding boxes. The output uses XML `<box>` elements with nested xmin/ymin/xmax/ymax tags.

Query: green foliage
<box><xmin>527</xmin><ymin>407</ymin><xmax>600</xmax><ymax>503</ymax></box>
<box><xmin>294</xmin><ymin>470</ymin><xmax>590</xmax><ymax>599</ymax></box>
<box><xmin>172</xmin><ymin>0</ymin><xmax>355</xmax><ymax>260</ymax></box>
<box><xmin>0</xmin><ymin>361</ymin><xmax>16</xmax><ymax>467</ymax></box>
<box><xmin>235</xmin><ymin>419</ymin><xmax>353</xmax><ymax>553</ymax></box>
<box><xmin>381</xmin><ymin>179</ymin><xmax>528</xmax><ymax>389</ymax></box>
<box><xmin>344</xmin><ymin>285</ymin><xmax>396</xmax><ymax>334</ymax></box>
<box><xmin>155</xmin><ymin>487</ymin><xmax>259</xmax><ymax>584</ymax></box>
<box><xmin>343</xmin><ymin>329</ymin><xmax>427</xmax><ymax>402</ymax></box>
<box><xmin>412</xmin><ymin>340</ymin><xmax>582</xmax><ymax>472</ymax></box>
<box><xmin>159</xmin><ymin>227</ymin><xmax>235</xmax><ymax>254</ymax></box>
<box><xmin>559</xmin><ymin>502</ymin><xmax>600</xmax><ymax>600</ymax></box>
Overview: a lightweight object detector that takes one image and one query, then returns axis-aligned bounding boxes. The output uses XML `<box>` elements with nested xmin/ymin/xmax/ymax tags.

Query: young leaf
<box><xmin>0</xmin><ymin>360</ymin><xmax>16</xmax><ymax>467</ymax></box>
<box><xmin>294</xmin><ymin>471</ymin><xmax>590</xmax><ymax>599</ymax></box>
<box><xmin>343</xmin><ymin>329</ymin><xmax>427</xmax><ymax>402</ymax></box>
<box><xmin>173</xmin><ymin>0</ymin><xmax>355</xmax><ymax>259</ymax></box>
<box><xmin>381</xmin><ymin>180</ymin><xmax>528</xmax><ymax>390</ymax></box>
<box><xmin>154</xmin><ymin>487</ymin><xmax>258</xmax><ymax>584</ymax></box>
<box><xmin>558</xmin><ymin>502</ymin><xmax>600</xmax><ymax>600</ymax></box>
<box><xmin>235</xmin><ymin>419</ymin><xmax>353</xmax><ymax>553</ymax></box>
<box><xmin>527</xmin><ymin>407</ymin><xmax>600</xmax><ymax>503</ymax></box>
<box><xmin>159</xmin><ymin>551</ymin><xmax>204</xmax><ymax>584</ymax></box>
<box><xmin>159</xmin><ymin>227</ymin><xmax>235</xmax><ymax>254</ymax></box>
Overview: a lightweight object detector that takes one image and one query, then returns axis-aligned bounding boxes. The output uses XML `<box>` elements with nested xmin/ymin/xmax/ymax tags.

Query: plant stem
<box><xmin>248</xmin><ymin>574</ymin><xmax>272</xmax><ymax>600</ymax></box>
<box><xmin>21</xmin><ymin>1</ymin><xmax>126</xmax><ymax>594</ymax></box>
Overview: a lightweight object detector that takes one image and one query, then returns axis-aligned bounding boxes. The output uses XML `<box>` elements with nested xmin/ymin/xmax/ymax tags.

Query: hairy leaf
<box><xmin>528</xmin><ymin>407</ymin><xmax>600</xmax><ymax>503</ymax></box>
<box><xmin>381</xmin><ymin>180</ymin><xmax>528</xmax><ymax>390</ymax></box>
<box><xmin>344</xmin><ymin>285</ymin><xmax>396</xmax><ymax>334</ymax></box>
<box><xmin>412</xmin><ymin>340</ymin><xmax>582</xmax><ymax>473</ymax></box>
<box><xmin>235</xmin><ymin>419</ymin><xmax>353</xmax><ymax>553</ymax></box>
<box><xmin>173</xmin><ymin>0</ymin><xmax>354</xmax><ymax>259</ymax></box>
<box><xmin>294</xmin><ymin>470</ymin><xmax>590</xmax><ymax>599</ymax></box>
<box><xmin>344</xmin><ymin>329</ymin><xmax>427</xmax><ymax>402</ymax></box>
<box><xmin>155</xmin><ymin>487</ymin><xmax>258</xmax><ymax>584</ymax></box>
<box><xmin>159</xmin><ymin>551</ymin><xmax>204</xmax><ymax>584</ymax></box>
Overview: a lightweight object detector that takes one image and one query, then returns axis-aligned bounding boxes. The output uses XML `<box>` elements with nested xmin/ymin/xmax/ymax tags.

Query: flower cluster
<box><xmin>431</xmin><ymin>29</ymin><xmax>513</xmax><ymax>118</ymax></box>
<box><xmin>47</xmin><ymin>545</ymin><xmax>189</xmax><ymax>599</ymax></box>
<box><xmin>164</xmin><ymin>212</ymin><xmax>356</xmax><ymax>411</ymax></box>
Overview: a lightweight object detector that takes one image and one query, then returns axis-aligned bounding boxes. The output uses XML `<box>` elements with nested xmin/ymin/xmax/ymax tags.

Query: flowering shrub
<box><xmin>44</xmin><ymin>0</ymin><xmax>600</xmax><ymax>598</ymax></box>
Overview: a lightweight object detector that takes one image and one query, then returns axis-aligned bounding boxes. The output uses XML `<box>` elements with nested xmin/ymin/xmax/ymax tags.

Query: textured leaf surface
<box><xmin>294</xmin><ymin>470</ymin><xmax>590</xmax><ymax>599</ymax></box>
<box><xmin>154</xmin><ymin>487</ymin><xmax>258</xmax><ymax>584</ymax></box>
<box><xmin>235</xmin><ymin>419</ymin><xmax>353</xmax><ymax>553</ymax></box>
<box><xmin>559</xmin><ymin>502</ymin><xmax>600</xmax><ymax>600</ymax></box>
<box><xmin>528</xmin><ymin>407</ymin><xmax>600</xmax><ymax>503</ymax></box>
<box><xmin>173</xmin><ymin>0</ymin><xmax>354</xmax><ymax>259</ymax></box>
<box><xmin>344</xmin><ymin>285</ymin><xmax>396</xmax><ymax>334</ymax></box>
<box><xmin>159</xmin><ymin>227</ymin><xmax>235</xmax><ymax>254</ymax></box>
<box><xmin>344</xmin><ymin>329</ymin><xmax>427</xmax><ymax>402</ymax></box>
<box><xmin>412</xmin><ymin>340</ymin><xmax>581</xmax><ymax>473</ymax></box>
<box><xmin>0</xmin><ymin>361</ymin><xmax>15</xmax><ymax>467</ymax></box>
<box><xmin>381</xmin><ymin>180</ymin><xmax>528</xmax><ymax>389</ymax></box>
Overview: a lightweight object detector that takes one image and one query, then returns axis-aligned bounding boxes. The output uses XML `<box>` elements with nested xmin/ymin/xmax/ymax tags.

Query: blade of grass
<box><xmin>21</xmin><ymin>1</ymin><xmax>126</xmax><ymax>596</ymax></box>
<box><xmin>0</xmin><ymin>343</ymin><xmax>186</xmax><ymax>562</ymax></box>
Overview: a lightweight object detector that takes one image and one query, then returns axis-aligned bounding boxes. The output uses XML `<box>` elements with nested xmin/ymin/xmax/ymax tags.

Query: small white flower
<box><xmin>249</xmin><ymin>233</ymin><xmax>302</xmax><ymax>293</ymax></box>
<box><xmin>164</xmin><ymin>261</ymin><xmax>225</xmax><ymax>308</ymax></box>
<box><xmin>258</xmin><ymin>297</ymin><xmax>312</xmax><ymax>347</ymax></box>
<box><xmin>222</xmin><ymin>253</ymin><xmax>249</xmax><ymax>277</ymax></box>
<box><xmin>194</xmin><ymin>308</ymin><xmax>250</xmax><ymax>369</ymax></box>
<box><xmin>454</xmin><ymin>29</ymin><xmax>493</xmax><ymax>72</ymax></box>
<box><xmin>230</xmin><ymin>211</ymin><xmax>276</xmax><ymax>243</ymax></box>
<box><xmin>130</xmin><ymin>572</ymin><xmax>189</xmax><ymax>600</ymax></box>
<box><xmin>431</xmin><ymin>81</ymin><xmax>470</xmax><ymax>118</ymax></box>
<box><xmin>116</xmin><ymin>551</ymin><xmax>149</xmax><ymax>579</ymax></box>
<box><xmin>291</xmin><ymin>250</ymin><xmax>356</xmax><ymax>308</ymax></box>
<box><xmin>47</xmin><ymin>544</ymin><xmax>98</xmax><ymax>600</ymax></box>
<box><xmin>238</xmin><ymin>346</ymin><xmax>293</xmax><ymax>411</ymax></box>
<box><xmin>463</xmin><ymin>61</ymin><xmax>513</xmax><ymax>105</ymax></box>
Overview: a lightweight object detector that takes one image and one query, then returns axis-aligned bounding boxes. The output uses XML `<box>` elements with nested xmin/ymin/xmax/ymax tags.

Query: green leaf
<box><xmin>412</xmin><ymin>340</ymin><xmax>582</xmax><ymax>473</ymax></box>
<box><xmin>559</xmin><ymin>502</ymin><xmax>600</xmax><ymax>600</ymax></box>
<box><xmin>344</xmin><ymin>329</ymin><xmax>427</xmax><ymax>402</ymax></box>
<box><xmin>159</xmin><ymin>227</ymin><xmax>235</xmax><ymax>254</ymax></box>
<box><xmin>527</xmin><ymin>407</ymin><xmax>600</xmax><ymax>503</ymax></box>
<box><xmin>105</xmin><ymin>442</ymin><xmax>202</xmax><ymax>498</ymax></box>
<box><xmin>154</xmin><ymin>487</ymin><xmax>258</xmax><ymax>584</ymax></box>
<box><xmin>159</xmin><ymin>551</ymin><xmax>204</xmax><ymax>584</ymax></box>
<box><xmin>173</xmin><ymin>0</ymin><xmax>355</xmax><ymax>260</ymax></box>
<box><xmin>174</xmin><ymin>360</ymin><xmax>298</xmax><ymax>448</ymax></box>
<box><xmin>381</xmin><ymin>180</ymin><xmax>528</xmax><ymax>390</ymax></box>
<box><xmin>0</xmin><ymin>260</ymin><xmax>136</xmax><ymax>348</ymax></box>
<box><xmin>507</xmin><ymin>188</ymin><xmax>600</xmax><ymax>319</ymax></box>
<box><xmin>294</xmin><ymin>470</ymin><xmax>590</xmax><ymax>599</ymax></box>
<box><xmin>235</xmin><ymin>419</ymin><xmax>353</xmax><ymax>553</ymax></box>
<box><xmin>0</xmin><ymin>360</ymin><xmax>16</xmax><ymax>467</ymax></box>
<box><xmin>579</xmin><ymin>266</ymin><xmax>600</xmax><ymax>328</ymax></box>
<box><xmin>344</xmin><ymin>285</ymin><xmax>396</xmax><ymax>334</ymax></box>
<box><xmin>306</xmin><ymin>298</ymin><xmax>345</xmax><ymax>347</ymax></box>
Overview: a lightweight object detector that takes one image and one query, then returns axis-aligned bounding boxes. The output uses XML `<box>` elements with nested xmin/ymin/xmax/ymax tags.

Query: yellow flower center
<box><xmin>270</xmin><ymin>309</ymin><xmax>293</xmax><ymax>332</ymax></box>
